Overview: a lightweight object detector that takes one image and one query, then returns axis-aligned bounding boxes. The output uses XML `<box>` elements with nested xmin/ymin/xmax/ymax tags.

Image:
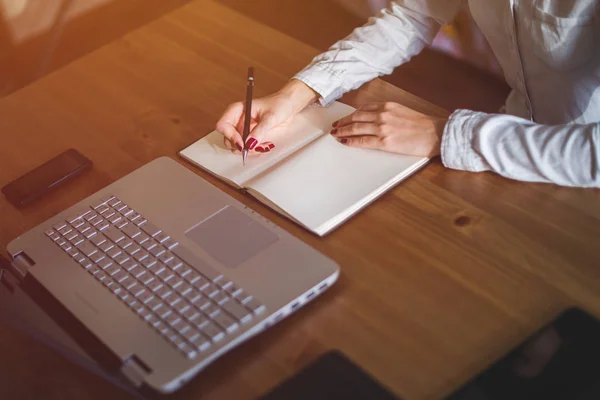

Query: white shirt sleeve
<box><xmin>442</xmin><ymin>110</ymin><xmax>600</xmax><ymax>187</ymax></box>
<box><xmin>293</xmin><ymin>0</ymin><xmax>464</xmax><ymax>106</ymax></box>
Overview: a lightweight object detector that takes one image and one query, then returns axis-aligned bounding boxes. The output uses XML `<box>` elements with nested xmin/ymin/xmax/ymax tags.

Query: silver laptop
<box><xmin>5</xmin><ymin>156</ymin><xmax>339</xmax><ymax>394</ymax></box>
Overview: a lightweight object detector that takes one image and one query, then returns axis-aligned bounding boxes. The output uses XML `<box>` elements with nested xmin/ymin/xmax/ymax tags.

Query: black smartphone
<box><xmin>260</xmin><ymin>350</ymin><xmax>402</xmax><ymax>400</ymax></box>
<box><xmin>2</xmin><ymin>149</ymin><xmax>92</xmax><ymax>207</ymax></box>
<box><xmin>445</xmin><ymin>307</ymin><xmax>600</xmax><ymax>400</ymax></box>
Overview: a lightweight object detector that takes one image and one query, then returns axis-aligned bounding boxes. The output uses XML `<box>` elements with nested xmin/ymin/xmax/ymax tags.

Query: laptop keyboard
<box><xmin>44</xmin><ymin>195</ymin><xmax>265</xmax><ymax>360</ymax></box>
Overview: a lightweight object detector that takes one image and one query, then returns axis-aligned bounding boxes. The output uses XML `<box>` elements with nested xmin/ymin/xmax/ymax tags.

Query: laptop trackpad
<box><xmin>185</xmin><ymin>206</ymin><xmax>279</xmax><ymax>268</ymax></box>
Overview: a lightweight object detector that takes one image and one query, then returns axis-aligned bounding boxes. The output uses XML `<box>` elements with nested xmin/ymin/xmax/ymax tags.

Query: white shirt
<box><xmin>294</xmin><ymin>0</ymin><xmax>600</xmax><ymax>187</ymax></box>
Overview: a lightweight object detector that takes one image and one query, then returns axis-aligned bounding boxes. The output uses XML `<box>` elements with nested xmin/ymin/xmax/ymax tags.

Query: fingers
<box><xmin>254</xmin><ymin>141</ymin><xmax>275</xmax><ymax>153</ymax></box>
<box><xmin>338</xmin><ymin>135</ymin><xmax>382</xmax><ymax>150</ymax></box>
<box><xmin>334</xmin><ymin>110</ymin><xmax>378</xmax><ymax>128</ymax></box>
<box><xmin>246</xmin><ymin>112</ymin><xmax>275</xmax><ymax>145</ymax></box>
<box><xmin>216</xmin><ymin>102</ymin><xmax>244</xmax><ymax>149</ymax></box>
<box><xmin>331</xmin><ymin>122</ymin><xmax>379</xmax><ymax>138</ymax></box>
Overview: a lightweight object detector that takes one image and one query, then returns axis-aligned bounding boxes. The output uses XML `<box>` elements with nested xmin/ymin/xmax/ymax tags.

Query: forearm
<box><xmin>442</xmin><ymin>110</ymin><xmax>600</xmax><ymax>188</ymax></box>
<box><xmin>293</xmin><ymin>0</ymin><xmax>463</xmax><ymax>105</ymax></box>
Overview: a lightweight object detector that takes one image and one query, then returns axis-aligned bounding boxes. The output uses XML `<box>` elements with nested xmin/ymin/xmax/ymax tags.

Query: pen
<box><xmin>242</xmin><ymin>66</ymin><xmax>254</xmax><ymax>166</ymax></box>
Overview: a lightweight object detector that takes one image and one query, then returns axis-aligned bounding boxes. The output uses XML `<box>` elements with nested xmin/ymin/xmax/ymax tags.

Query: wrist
<box><xmin>277</xmin><ymin>79</ymin><xmax>319</xmax><ymax>113</ymax></box>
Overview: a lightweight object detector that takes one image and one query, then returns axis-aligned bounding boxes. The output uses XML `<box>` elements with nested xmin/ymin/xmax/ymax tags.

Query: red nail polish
<box><xmin>236</xmin><ymin>143</ymin><xmax>243</xmax><ymax>151</ymax></box>
<box><xmin>255</xmin><ymin>146</ymin><xmax>265</xmax><ymax>152</ymax></box>
<box><xmin>267</xmin><ymin>143</ymin><xmax>275</xmax><ymax>149</ymax></box>
<box><xmin>246</xmin><ymin>138</ymin><xmax>258</xmax><ymax>150</ymax></box>
<box><xmin>332</xmin><ymin>121</ymin><xmax>338</xmax><ymax>127</ymax></box>
<box><xmin>264</xmin><ymin>147</ymin><xmax>271</xmax><ymax>152</ymax></box>
<box><xmin>340</xmin><ymin>138</ymin><xmax>347</xmax><ymax>144</ymax></box>
<box><xmin>331</xmin><ymin>129</ymin><xmax>338</xmax><ymax>135</ymax></box>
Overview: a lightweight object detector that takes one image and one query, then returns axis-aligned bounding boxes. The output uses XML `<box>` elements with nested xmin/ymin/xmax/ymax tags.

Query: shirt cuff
<box><xmin>441</xmin><ymin>109</ymin><xmax>491</xmax><ymax>172</ymax></box>
<box><xmin>293</xmin><ymin>63</ymin><xmax>345</xmax><ymax>107</ymax></box>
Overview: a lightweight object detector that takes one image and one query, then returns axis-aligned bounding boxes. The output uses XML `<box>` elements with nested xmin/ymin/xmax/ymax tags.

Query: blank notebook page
<box><xmin>246</xmin><ymin>134</ymin><xmax>428</xmax><ymax>234</ymax></box>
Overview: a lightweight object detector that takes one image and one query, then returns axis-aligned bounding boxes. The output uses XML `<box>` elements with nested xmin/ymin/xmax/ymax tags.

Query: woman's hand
<box><xmin>331</xmin><ymin>102</ymin><xmax>448</xmax><ymax>157</ymax></box>
<box><xmin>216</xmin><ymin>79</ymin><xmax>318</xmax><ymax>153</ymax></box>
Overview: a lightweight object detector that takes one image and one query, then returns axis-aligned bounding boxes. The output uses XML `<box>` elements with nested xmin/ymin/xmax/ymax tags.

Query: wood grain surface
<box><xmin>1</xmin><ymin>1</ymin><xmax>599</xmax><ymax>399</ymax></box>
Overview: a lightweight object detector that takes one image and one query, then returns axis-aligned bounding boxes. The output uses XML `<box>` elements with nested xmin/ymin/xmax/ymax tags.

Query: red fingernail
<box><xmin>267</xmin><ymin>143</ymin><xmax>275</xmax><ymax>149</ymax></box>
<box><xmin>332</xmin><ymin>121</ymin><xmax>338</xmax><ymax>127</ymax></box>
<box><xmin>246</xmin><ymin>137</ymin><xmax>258</xmax><ymax>150</ymax></box>
<box><xmin>236</xmin><ymin>143</ymin><xmax>243</xmax><ymax>151</ymax></box>
<box><xmin>340</xmin><ymin>138</ymin><xmax>347</xmax><ymax>144</ymax></box>
<box><xmin>331</xmin><ymin>129</ymin><xmax>338</xmax><ymax>135</ymax></box>
<box><xmin>264</xmin><ymin>147</ymin><xmax>271</xmax><ymax>152</ymax></box>
<box><xmin>255</xmin><ymin>146</ymin><xmax>265</xmax><ymax>152</ymax></box>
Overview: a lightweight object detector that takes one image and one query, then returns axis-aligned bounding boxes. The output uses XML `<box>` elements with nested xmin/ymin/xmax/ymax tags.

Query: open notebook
<box><xmin>179</xmin><ymin>102</ymin><xmax>429</xmax><ymax>236</ymax></box>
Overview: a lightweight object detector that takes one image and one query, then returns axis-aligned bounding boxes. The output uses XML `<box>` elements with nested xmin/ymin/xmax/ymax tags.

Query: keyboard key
<box><xmin>131</xmin><ymin>267</ymin><xmax>147</xmax><ymax>279</ymax></box>
<box><xmin>146</xmin><ymin>279</ymin><xmax>164</xmax><ymax>293</ymax></box>
<box><xmin>141</xmin><ymin>222</ymin><xmax>161</xmax><ymax>237</ymax></box>
<box><xmin>45</xmin><ymin>228</ymin><xmax>58</xmax><ymax>238</ymax></box>
<box><xmin>139</xmin><ymin>273</ymin><xmax>155</xmax><ymax>285</ymax></box>
<box><xmin>134</xmin><ymin>250</ymin><xmax>149</xmax><ymax>263</ymax></box>
<box><xmin>172</xmin><ymin>246</ymin><xmax>223</xmax><ymax>282</ymax></box>
<box><xmin>165</xmin><ymin>313</ymin><xmax>181</xmax><ymax>328</ymax></box>
<box><xmin>150</xmin><ymin>245</ymin><xmax>166</xmax><ymax>258</ymax></box>
<box><xmin>244</xmin><ymin>297</ymin><xmax>266</xmax><ymax>315</ymax></box>
<box><xmin>98</xmin><ymin>240</ymin><xmax>114</xmax><ymax>252</ymax></box>
<box><xmin>147</xmin><ymin>298</ymin><xmax>163</xmax><ymax>312</ymax></box>
<box><xmin>156</xmin><ymin>268</ymin><xmax>174</xmax><ymax>282</ymax></box>
<box><xmin>154</xmin><ymin>232</ymin><xmax>170</xmax><ymax>243</ymax></box>
<box><xmin>119</xmin><ymin>206</ymin><xmax>133</xmax><ymax>216</ymax></box>
<box><xmin>93</xmin><ymin>195</ymin><xmax>115</xmax><ymax>209</ymax></box>
<box><xmin>182</xmin><ymin>307</ymin><xmax>200</xmax><ymax>322</ymax></box>
<box><xmin>57</xmin><ymin>225</ymin><xmax>73</xmax><ymax>236</ymax></box>
<box><xmin>212</xmin><ymin>292</ymin><xmax>229</xmax><ymax>305</ymax></box>
<box><xmin>113</xmin><ymin>270</ymin><xmax>129</xmax><ymax>283</ymax></box>
<box><xmin>226</xmin><ymin>284</ymin><xmax>243</xmax><ymax>297</ymax></box>
<box><xmin>106</xmin><ymin>247</ymin><xmax>122</xmax><ymax>259</ymax></box>
<box><xmin>121</xmin><ymin>223</ymin><xmax>141</xmax><ymax>239</ymax></box>
<box><xmin>142</xmin><ymin>240</ymin><xmax>158</xmax><ymax>251</ymax></box>
<box><xmin>65</xmin><ymin>230</ymin><xmax>78</xmax><ymax>241</ymax></box>
<box><xmin>97</xmin><ymin>258</ymin><xmax>113</xmax><ymax>270</ymax></box>
<box><xmin>221</xmin><ymin>299</ymin><xmax>252</xmax><ymax>324</ymax></box>
<box><xmin>169</xmin><ymin>275</ymin><xmax>185</xmax><ymax>289</ymax></box>
<box><xmin>134</xmin><ymin>233</ymin><xmax>151</xmax><ymax>245</ymax></box>
<box><xmin>56</xmin><ymin>238</ymin><xmax>67</xmax><ymax>247</ymax></box>
<box><xmin>193</xmin><ymin>278</ymin><xmax>210</xmax><ymax>291</ymax></box>
<box><xmin>77</xmin><ymin>223</ymin><xmax>92</xmax><ymax>234</ymax></box>
<box><xmin>121</xmin><ymin>259</ymin><xmax>138</xmax><ymax>271</ymax></box>
<box><xmin>60</xmin><ymin>241</ymin><xmax>72</xmax><ymax>251</ymax></box>
<box><xmin>155</xmin><ymin>285</ymin><xmax>172</xmax><ymax>300</ymax></box>
<box><xmin>148</xmin><ymin>263</ymin><xmax>165</xmax><ymax>275</ymax></box>
<box><xmin>176</xmin><ymin>264</ymin><xmax>192</xmax><ymax>278</ymax></box>
<box><xmin>83</xmin><ymin>228</ymin><xmax>98</xmax><ymax>239</ymax></box>
<box><xmin>192</xmin><ymin>313</ymin><xmax>209</xmax><ymax>328</ymax></box>
<box><xmin>69</xmin><ymin>235</ymin><xmax>84</xmax><ymax>246</ymax></box>
<box><xmin>162</xmin><ymin>238</ymin><xmax>179</xmax><ymax>250</ymax></box>
<box><xmin>76</xmin><ymin>240</ymin><xmax>98</xmax><ymax>257</ymax></box>
<box><xmin>96</xmin><ymin>204</ymin><xmax>110</xmax><ymax>214</ymax></box>
<box><xmin>88</xmin><ymin>215</ymin><xmax>104</xmax><ymax>226</ymax></box>
<box><xmin>78</xmin><ymin>257</ymin><xmax>92</xmax><ymax>269</ymax></box>
<box><xmin>108</xmin><ymin>214</ymin><xmax>122</xmax><ymax>225</ymax></box>
<box><xmin>174</xmin><ymin>300</ymin><xmax>191</xmax><ymax>314</ymax></box>
<box><xmin>67</xmin><ymin>247</ymin><xmax>80</xmax><ymax>257</ymax></box>
<box><xmin>114</xmin><ymin>202</ymin><xmax>128</xmax><ymax>212</ymax></box>
<box><xmin>182</xmin><ymin>328</ymin><xmax>200</xmax><ymax>344</ymax></box>
<box><xmin>164</xmin><ymin>292</ymin><xmax>181</xmax><ymax>307</ymax></box>
<box><xmin>184</xmin><ymin>270</ymin><xmax>202</xmax><ymax>285</ymax></box>
<box><xmin>114</xmin><ymin>254</ymin><xmax>130</xmax><ymax>265</ymax></box>
<box><xmin>125</xmin><ymin>244</ymin><xmax>141</xmax><ymax>256</ymax></box>
<box><xmin>201</xmin><ymin>321</ymin><xmax>225</xmax><ymax>342</ymax></box>
<box><xmin>214</xmin><ymin>312</ymin><xmax>238</xmax><ymax>334</ymax></box>
<box><xmin>104</xmin><ymin>226</ymin><xmax>125</xmax><ymax>243</ymax></box>
<box><xmin>84</xmin><ymin>212</ymin><xmax>99</xmax><ymax>222</ymax></box>
<box><xmin>68</xmin><ymin>210</ymin><xmax>90</xmax><ymax>224</ymax></box>
<box><xmin>201</xmin><ymin>283</ymin><xmax>220</xmax><ymax>298</ymax></box>
<box><xmin>52</xmin><ymin>221</ymin><xmax>67</xmax><ymax>231</ymax></box>
<box><xmin>74</xmin><ymin>253</ymin><xmax>86</xmax><ymax>263</ymax></box>
<box><xmin>126</xmin><ymin>211</ymin><xmax>141</xmax><ymax>222</ymax></box>
<box><xmin>184</xmin><ymin>290</ymin><xmax>202</xmax><ymax>304</ymax></box>
<box><xmin>134</xmin><ymin>217</ymin><xmax>147</xmax><ymax>227</ymax></box>
<box><xmin>166</xmin><ymin>257</ymin><xmax>183</xmax><ymax>270</ymax></box>
<box><xmin>137</xmin><ymin>290</ymin><xmax>154</xmax><ymax>304</ymax></box>
<box><xmin>140</xmin><ymin>256</ymin><xmax>157</xmax><ymax>269</ymax></box>
<box><xmin>94</xmin><ymin>270</ymin><xmax>108</xmax><ymax>282</ymax></box>
<box><xmin>191</xmin><ymin>334</ymin><xmax>211</xmax><ymax>352</ymax></box>
<box><xmin>122</xmin><ymin>277</ymin><xmax>139</xmax><ymax>291</ymax></box>
<box><xmin>105</xmin><ymin>265</ymin><xmax>121</xmax><ymax>276</ymax></box>
<box><xmin>90</xmin><ymin>252</ymin><xmax>105</xmax><ymax>264</ymax></box>
<box><xmin>203</xmin><ymin>302</ymin><xmax>220</xmax><ymax>317</ymax></box>
<box><xmin>97</xmin><ymin>220</ymin><xmax>110</xmax><ymax>231</ymax></box>
<box><xmin>218</xmin><ymin>280</ymin><xmax>233</xmax><ymax>290</ymax></box>
<box><xmin>175</xmin><ymin>282</ymin><xmax>193</xmax><ymax>296</ymax></box>
<box><xmin>118</xmin><ymin>239</ymin><xmax>134</xmax><ymax>250</ymax></box>
<box><xmin>158</xmin><ymin>251</ymin><xmax>174</xmax><ymax>264</ymax></box>
<box><xmin>107</xmin><ymin>197</ymin><xmax>121</xmax><ymax>208</ymax></box>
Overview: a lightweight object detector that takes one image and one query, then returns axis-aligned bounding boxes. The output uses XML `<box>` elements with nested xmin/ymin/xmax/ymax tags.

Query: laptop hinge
<box><xmin>7</xmin><ymin>252</ymin><xmax>35</xmax><ymax>283</ymax></box>
<box><xmin>120</xmin><ymin>356</ymin><xmax>151</xmax><ymax>388</ymax></box>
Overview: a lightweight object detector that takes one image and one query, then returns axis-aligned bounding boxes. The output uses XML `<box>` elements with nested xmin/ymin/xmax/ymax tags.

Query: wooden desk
<box><xmin>1</xmin><ymin>1</ymin><xmax>600</xmax><ymax>399</ymax></box>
